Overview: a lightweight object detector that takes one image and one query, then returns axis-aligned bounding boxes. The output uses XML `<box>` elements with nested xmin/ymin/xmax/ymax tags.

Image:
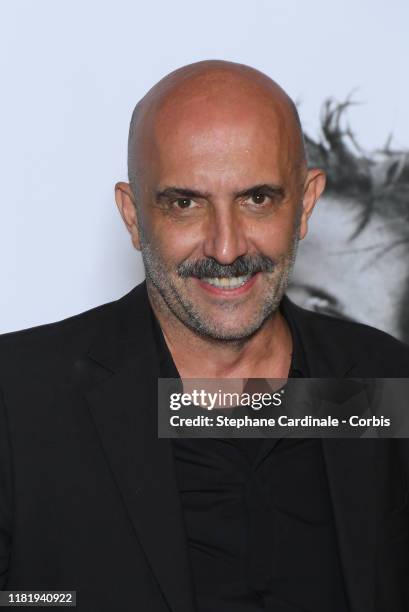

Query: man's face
<box><xmin>130</xmin><ymin>94</ymin><xmax>310</xmax><ymax>341</ymax></box>
<box><xmin>288</xmin><ymin>195</ymin><xmax>409</xmax><ymax>342</ymax></box>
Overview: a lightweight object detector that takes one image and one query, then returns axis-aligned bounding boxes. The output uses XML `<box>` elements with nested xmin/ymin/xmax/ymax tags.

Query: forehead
<box><xmin>138</xmin><ymin>84</ymin><xmax>299</xmax><ymax>188</ymax></box>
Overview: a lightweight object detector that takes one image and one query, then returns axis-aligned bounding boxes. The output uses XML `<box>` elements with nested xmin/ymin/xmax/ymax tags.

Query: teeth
<box><xmin>202</xmin><ymin>275</ymin><xmax>252</xmax><ymax>289</ymax></box>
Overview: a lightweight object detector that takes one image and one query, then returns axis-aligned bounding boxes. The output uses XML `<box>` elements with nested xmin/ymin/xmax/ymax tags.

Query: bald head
<box><xmin>127</xmin><ymin>59</ymin><xmax>306</xmax><ymax>196</ymax></box>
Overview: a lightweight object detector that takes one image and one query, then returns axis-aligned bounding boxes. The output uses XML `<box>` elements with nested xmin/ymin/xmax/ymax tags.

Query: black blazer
<box><xmin>1</xmin><ymin>281</ymin><xmax>409</xmax><ymax>612</ymax></box>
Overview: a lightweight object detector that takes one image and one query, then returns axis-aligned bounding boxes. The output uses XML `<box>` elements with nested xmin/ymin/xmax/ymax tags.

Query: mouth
<box><xmin>194</xmin><ymin>272</ymin><xmax>259</xmax><ymax>296</ymax></box>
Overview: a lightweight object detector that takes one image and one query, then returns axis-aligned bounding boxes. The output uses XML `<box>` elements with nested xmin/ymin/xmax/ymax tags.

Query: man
<box><xmin>1</xmin><ymin>60</ymin><xmax>409</xmax><ymax>612</ymax></box>
<box><xmin>288</xmin><ymin>99</ymin><xmax>409</xmax><ymax>343</ymax></box>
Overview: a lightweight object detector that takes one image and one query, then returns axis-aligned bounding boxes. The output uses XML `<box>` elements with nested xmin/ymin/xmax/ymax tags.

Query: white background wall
<box><xmin>1</xmin><ymin>0</ymin><xmax>408</xmax><ymax>333</ymax></box>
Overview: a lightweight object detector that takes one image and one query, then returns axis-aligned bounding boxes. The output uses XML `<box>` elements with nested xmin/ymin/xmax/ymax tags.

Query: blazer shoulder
<box><xmin>312</xmin><ymin>309</ymin><xmax>408</xmax><ymax>353</ymax></box>
<box><xmin>0</xmin><ymin>283</ymin><xmax>149</xmax><ymax>379</ymax></box>
<box><xmin>1</xmin><ymin>298</ymin><xmax>116</xmax><ymax>341</ymax></box>
<box><xmin>287</xmin><ymin>298</ymin><xmax>409</xmax><ymax>375</ymax></box>
<box><xmin>0</xmin><ymin>296</ymin><xmax>117</xmax><ymax>376</ymax></box>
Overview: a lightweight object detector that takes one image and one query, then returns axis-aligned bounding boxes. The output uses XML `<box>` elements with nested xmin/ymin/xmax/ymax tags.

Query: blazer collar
<box><xmin>280</xmin><ymin>295</ymin><xmax>358</xmax><ymax>377</ymax></box>
<box><xmin>86</xmin><ymin>281</ymin><xmax>156</xmax><ymax>374</ymax></box>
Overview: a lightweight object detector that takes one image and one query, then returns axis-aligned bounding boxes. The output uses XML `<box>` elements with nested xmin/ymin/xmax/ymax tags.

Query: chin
<box><xmin>193</xmin><ymin>318</ymin><xmax>266</xmax><ymax>342</ymax></box>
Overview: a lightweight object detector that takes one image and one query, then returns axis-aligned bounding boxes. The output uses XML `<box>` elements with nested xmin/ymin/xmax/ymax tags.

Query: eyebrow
<box><xmin>155</xmin><ymin>183</ymin><xmax>285</xmax><ymax>200</ymax></box>
<box><xmin>156</xmin><ymin>187</ymin><xmax>211</xmax><ymax>200</ymax></box>
<box><xmin>234</xmin><ymin>183</ymin><xmax>285</xmax><ymax>199</ymax></box>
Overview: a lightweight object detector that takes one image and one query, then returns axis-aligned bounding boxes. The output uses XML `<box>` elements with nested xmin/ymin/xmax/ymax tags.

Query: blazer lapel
<box><xmin>321</xmin><ymin>437</ymin><xmax>377</xmax><ymax>612</ymax></box>
<box><xmin>283</xmin><ymin>297</ymin><xmax>378</xmax><ymax>612</ymax></box>
<box><xmin>81</xmin><ymin>284</ymin><xmax>195</xmax><ymax>612</ymax></box>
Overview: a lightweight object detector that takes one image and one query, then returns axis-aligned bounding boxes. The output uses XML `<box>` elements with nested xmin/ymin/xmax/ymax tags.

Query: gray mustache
<box><xmin>177</xmin><ymin>255</ymin><xmax>276</xmax><ymax>279</ymax></box>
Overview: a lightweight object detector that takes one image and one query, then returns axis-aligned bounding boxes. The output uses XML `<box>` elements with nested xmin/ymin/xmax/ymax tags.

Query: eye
<box><xmin>250</xmin><ymin>192</ymin><xmax>268</xmax><ymax>205</ymax></box>
<box><xmin>172</xmin><ymin>198</ymin><xmax>198</xmax><ymax>210</ymax></box>
<box><xmin>246</xmin><ymin>191</ymin><xmax>273</xmax><ymax>207</ymax></box>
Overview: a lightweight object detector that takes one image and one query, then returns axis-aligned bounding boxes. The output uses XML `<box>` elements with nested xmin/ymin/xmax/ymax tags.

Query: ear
<box><xmin>114</xmin><ymin>182</ymin><xmax>141</xmax><ymax>250</ymax></box>
<box><xmin>298</xmin><ymin>168</ymin><xmax>326</xmax><ymax>240</ymax></box>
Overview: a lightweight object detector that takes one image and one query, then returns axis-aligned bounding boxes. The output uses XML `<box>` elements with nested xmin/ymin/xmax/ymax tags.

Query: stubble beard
<box><xmin>138</xmin><ymin>219</ymin><xmax>301</xmax><ymax>343</ymax></box>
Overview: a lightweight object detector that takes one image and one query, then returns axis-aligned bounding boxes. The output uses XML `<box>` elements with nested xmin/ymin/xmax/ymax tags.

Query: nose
<box><xmin>203</xmin><ymin>204</ymin><xmax>248</xmax><ymax>264</ymax></box>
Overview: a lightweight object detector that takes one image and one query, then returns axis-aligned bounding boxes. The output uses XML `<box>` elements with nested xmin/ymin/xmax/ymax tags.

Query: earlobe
<box><xmin>114</xmin><ymin>182</ymin><xmax>141</xmax><ymax>250</ymax></box>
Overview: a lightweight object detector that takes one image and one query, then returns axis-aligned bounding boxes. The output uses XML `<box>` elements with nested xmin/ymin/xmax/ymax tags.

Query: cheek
<box><xmin>246</xmin><ymin>213</ymin><xmax>298</xmax><ymax>254</ymax></box>
<box><xmin>148</xmin><ymin>215</ymin><xmax>204</xmax><ymax>262</ymax></box>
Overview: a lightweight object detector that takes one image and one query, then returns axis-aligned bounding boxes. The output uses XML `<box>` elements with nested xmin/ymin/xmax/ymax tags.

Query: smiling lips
<box><xmin>195</xmin><ymin>272</ymin><xmax>259</xmax><ymax>296</ymax></box>
<box><xmin>202</xmin><ymin>274</ymin><xmax>251</xmax><ymax>289</ymax></box>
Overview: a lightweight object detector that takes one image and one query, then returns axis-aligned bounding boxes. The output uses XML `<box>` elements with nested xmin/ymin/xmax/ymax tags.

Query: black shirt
<box><xmin>152</xmin><ymin>301</ymin><xmax>349</xmax><ymax>612</ymax></box>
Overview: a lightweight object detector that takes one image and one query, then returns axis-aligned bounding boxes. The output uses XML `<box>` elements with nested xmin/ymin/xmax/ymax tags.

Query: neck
<box><xmin>147</xmin><ymin>285</ymin><xmax>293</xmax><ymax>379</ymax></box>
